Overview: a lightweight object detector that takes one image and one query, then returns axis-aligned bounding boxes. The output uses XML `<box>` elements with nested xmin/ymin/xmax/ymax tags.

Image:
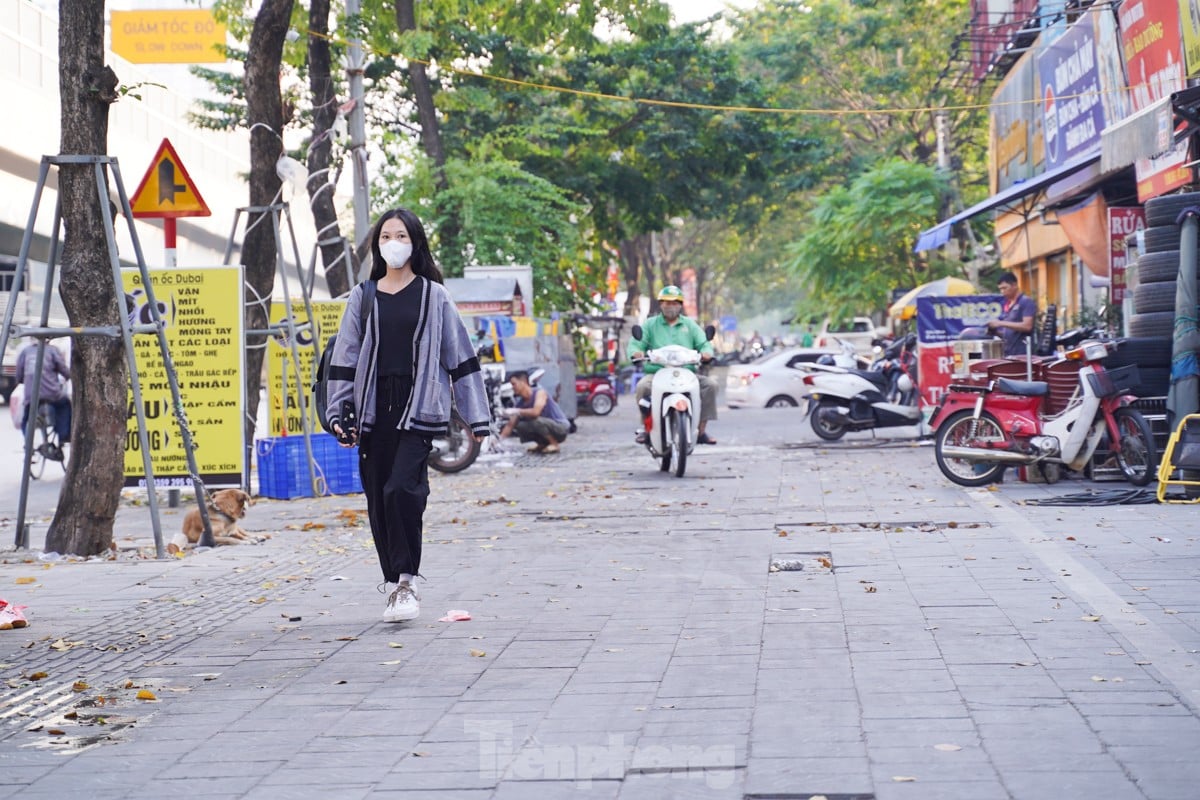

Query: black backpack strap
<box><xmin>359</xmin><ymin>280</ymin><xmax>377</xmax><ymax>341</ymax></box>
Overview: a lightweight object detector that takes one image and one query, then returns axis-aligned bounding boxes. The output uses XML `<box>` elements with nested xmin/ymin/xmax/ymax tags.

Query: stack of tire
<box><xmin>1133</xmin><ymin>192</ymin><xmax>1200</xmax><ymax>339</ymax></box>
<box><xmin>1133</xmin><ymin>192</ymin><xmax>1200</xmax><ymax>492</ymax></box>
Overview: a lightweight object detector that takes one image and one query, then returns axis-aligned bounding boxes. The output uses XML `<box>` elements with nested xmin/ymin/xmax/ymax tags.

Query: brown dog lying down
<box><xmin>168</xmin><ymin>489</ymin><xmax>262</xmax><ymax>554</ymax></box>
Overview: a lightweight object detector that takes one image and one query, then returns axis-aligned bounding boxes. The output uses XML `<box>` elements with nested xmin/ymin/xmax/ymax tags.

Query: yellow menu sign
<box><xmin>123</xmin><ymin>267</ymin><xmax>246</xmax><ymax>488</ymax></box>
<box><xmin>265</xmin><ymin>300</ymin><xmax>347</xmax><ymax>437</ymax></box>
<box><xmin>110</xmin><ymin>10</ymin><xmax>227</xmax><ymax>64</ymax></box>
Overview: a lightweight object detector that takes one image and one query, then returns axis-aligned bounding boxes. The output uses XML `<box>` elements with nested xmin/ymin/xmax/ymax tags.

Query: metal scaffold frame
<box><xmin>223</xmin><ymin>202</ymin><xmax>324</xmax><ymax>496</ymax></box>
<box><xmin>0</xmin><ymin>155</ymin><xmax>215</xmax><ymax>556</ymax></box>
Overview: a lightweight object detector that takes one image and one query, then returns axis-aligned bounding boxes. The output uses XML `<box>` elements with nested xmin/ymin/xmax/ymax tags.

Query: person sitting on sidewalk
<box><xmin>628</xmin><ymin>285</ymin><xmax>717</xmax><ymax>445</ymax></box>
<box><xmin>500</xmin><ymin>370</ymin><xmax>571</xmax><ymax>453</ymax></box>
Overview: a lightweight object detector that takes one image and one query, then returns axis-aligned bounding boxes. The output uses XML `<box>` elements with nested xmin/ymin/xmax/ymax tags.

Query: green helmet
<box><xmin>657</xmin><ymin>285</ymin><xmax>684</xmax><ymax>302</ymax></box>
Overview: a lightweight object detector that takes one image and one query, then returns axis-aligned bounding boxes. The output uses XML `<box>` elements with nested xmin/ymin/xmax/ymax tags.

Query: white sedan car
<box><xmin>724</xmin><ymin>347</ymin><xmax>838</xmax><ymax>408</ymax></box>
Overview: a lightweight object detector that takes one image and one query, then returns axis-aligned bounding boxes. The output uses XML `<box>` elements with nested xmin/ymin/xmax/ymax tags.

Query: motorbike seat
<box><xmin>996</xmin><ymin>377</ymin><xmax>1049</xmax><ymax>396</ymax></box>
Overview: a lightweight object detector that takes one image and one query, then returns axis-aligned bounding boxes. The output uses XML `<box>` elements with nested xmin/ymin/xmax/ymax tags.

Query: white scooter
<box><xmin>631</xmin><ymin>324</ymin><xmax>711</xmax><ymax>477</ymax></box>
<box><xmin>800</xmin><ymin>334</ymin><xmax>924</xmax><ymax>441</ymax></box>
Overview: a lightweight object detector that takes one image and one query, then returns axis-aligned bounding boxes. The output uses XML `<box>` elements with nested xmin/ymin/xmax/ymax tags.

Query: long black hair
<box><xmin>367</xmin><ymin>207</ymin><xmax>444</xmax><ymax>284</ymax></box>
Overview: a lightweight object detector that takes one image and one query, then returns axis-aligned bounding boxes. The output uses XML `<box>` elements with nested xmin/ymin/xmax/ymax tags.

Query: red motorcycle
<box><xmin>576</xmin><ymin>372</ymin><xmax>616</xmax><ymax>415</ymax></box>
<box><xmin>930</xmin><ymin>339</ymin><xmax>1157</xmax><ymax>486</ymax></box>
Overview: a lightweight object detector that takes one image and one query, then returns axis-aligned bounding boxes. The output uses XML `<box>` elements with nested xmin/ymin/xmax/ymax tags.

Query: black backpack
<box><xmin>312</xmin><ymin>280</ymin><xmax>376</xmax><ymax>435</ymax></box>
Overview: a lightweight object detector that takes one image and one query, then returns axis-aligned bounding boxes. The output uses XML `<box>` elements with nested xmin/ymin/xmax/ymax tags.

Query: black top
<box><xmin>375</xmin><ymin>279</ymin><xmax>422</xmax><ymax>377</ymax></box>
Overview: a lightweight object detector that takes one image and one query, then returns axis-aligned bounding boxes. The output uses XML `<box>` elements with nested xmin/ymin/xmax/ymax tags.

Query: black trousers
<box><xmin>359</xmin><ymin>376</ymin><xmax>431</xmax><ymax>583</ymax></box>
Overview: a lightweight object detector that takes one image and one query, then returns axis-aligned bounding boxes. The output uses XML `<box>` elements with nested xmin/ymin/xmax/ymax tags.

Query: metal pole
<box><xmin>345</xmin><ymin>0</ymin><xmax>370</xmax><ymax>257</ymax></box>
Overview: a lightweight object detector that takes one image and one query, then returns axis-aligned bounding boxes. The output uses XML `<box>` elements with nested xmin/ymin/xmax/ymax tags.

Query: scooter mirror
<box><xmin>704</xmin><ymin>324</ymin><xmax>716</xmax><ymax>341</ymax></box>
<box><xmin>631</xmin><ymin>325</ymin><xmax>643</xmax><ymax>341</ymax></box>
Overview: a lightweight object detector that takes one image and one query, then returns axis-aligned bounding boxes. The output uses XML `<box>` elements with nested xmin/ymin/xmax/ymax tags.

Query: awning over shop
<box><xmin>1100</xmin><ymin>96</ymin><xmax>1173</xmax><ymax>173</ymax></box>
<box><xmin>914</xmin><ymin>151</ymin><xmax>1101</xmax><ymax>253</ymax></box>
<box><xmin>1100</xmin><ymin>86</ymin><xmax>1200</xmax><ymax>173</ymax></box>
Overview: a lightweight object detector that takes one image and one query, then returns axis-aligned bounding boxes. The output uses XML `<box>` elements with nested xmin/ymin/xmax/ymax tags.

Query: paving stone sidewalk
<box><xmin>0</xmin><ymin>409</ymin><xmax>1196</xmax><ymax>799</ymax></box>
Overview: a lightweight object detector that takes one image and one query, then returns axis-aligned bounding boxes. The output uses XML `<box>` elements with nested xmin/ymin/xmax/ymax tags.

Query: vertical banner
<box><xmin>122</xmin><ymin>267</ymin><xmax>246</xmax><ymax>488</ymax></box>
<box><xmin>680</xmin><ymin>268</ymin><xmax>699</xmax><ymax>319</ymax></box>
<box><xmin>1180</xmin><ymin>0</ymin><xmax>1200</xmax><ymax>76</ymax></box>
<box><xmin>1037</xmin><ymin>12</ymin><xmax>1106</xmax><ymax>170</ymax></box>
<box><xmin>1108</xmin><ymin>207</ymin><xmax>1146</xmax><ymax>303</ymax></box>
<box><xmin>915</xmin><ymin>296</ymin><xmax>1004</xmax><ymax>409</ymax></box>
<box><xmin>265</xmin><ymin>300</ymin><xmax>346</xmax><ymax>437</ymax></box>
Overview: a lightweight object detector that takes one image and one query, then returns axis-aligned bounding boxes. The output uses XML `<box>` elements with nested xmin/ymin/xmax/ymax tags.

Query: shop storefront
<box><xmin>919</xmin><ymin>0</ymin><xmax>1197</xmax><ymax>330</ymax></box>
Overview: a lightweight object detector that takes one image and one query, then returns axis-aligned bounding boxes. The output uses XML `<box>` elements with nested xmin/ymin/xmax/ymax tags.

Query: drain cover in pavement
<box><xmin>768</xmin><ymin>552</ymin><xmax>833</xmax><ymax>573</ymax></box>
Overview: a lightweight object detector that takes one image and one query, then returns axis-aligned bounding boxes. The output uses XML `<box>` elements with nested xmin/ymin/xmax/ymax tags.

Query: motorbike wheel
<box><xmin>659</xmin><ymin>419</ymin><xmax>671</xmax><ymax>472</ymax></box>
<box><xmin>590</xmin><ymin>393</ymin><xmax>614</xmax><ymax>416</ymax></box>
<box><xmin>1112</xmin><ymin>407</ymin><xmax>1157</xmax><ymax>486</ymax></box>
<box><xmin>934</xmin><ymin>409</ymin><xmax>1009</xmax><ymax>487</ymax></box>
<box><xmin>670</xmin><ymin>408</ymin><xmax>690</xmax><ymax>478</ymax></box>
<box><xmin>810</xmin><ymin>400</ymin><xmax>847</xmax><ymax>441</ymax></box>
<box><xmin>428</xmin><ymin>412</ymin><xmax>481</xmax><ymax>474</ymax></box>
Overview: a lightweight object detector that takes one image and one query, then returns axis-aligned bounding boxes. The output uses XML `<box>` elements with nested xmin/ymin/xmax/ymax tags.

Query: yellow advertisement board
<box><xmin>265</xmin><ymin>300</ymin><xmax>347</xmax><ymax>437</ymax></box>
<box><xmin>110</xmin><ymin>9</ymin><xmax>227</xmax><ymax>64</ymax></box>
<box><xmin>122</xmin><ymin>267</ymin><xmax>246</xmax><ymax>488</ymax></box>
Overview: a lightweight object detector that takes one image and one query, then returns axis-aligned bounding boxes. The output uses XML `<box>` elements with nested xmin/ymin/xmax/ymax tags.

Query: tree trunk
<box><xmin>618</xmin><ymin>238</ymin><xmax>642</xmax><ymax>317</ymax></box>
<box><xmin>394</xmin><ymin>0</ymin><xmax>463</xmax><ymax>272</ymax></box>
<box><xmin>47</xmin><ymin>0</ymin><xmax>123</xmax><ymax>556</ymax></box>
<box><xmin>306</xmin><ymin>0</ymin><xmax>355</xmax><ymax>298</ymax></box>
<box><xmin>242</xmin><ymin>0</ymin><xmax>294</xmax><ymax>447</ymax></box>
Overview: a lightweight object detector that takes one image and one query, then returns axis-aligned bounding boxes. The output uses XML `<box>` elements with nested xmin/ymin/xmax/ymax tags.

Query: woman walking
<box><xmin>327</xmin><ymin>208</ymin><xmax>490</xmax><ymax>622</ymax></box>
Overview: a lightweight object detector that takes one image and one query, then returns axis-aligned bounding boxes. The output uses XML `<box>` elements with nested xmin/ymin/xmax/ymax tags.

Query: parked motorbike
<box><xmin>429</xmin><ymin>342</ymin><xmax>520</xmax><ymax>474</ymax></box>
<box><xmin>576</xmin><ymin>372</ymin><xmax>617</xmax><ymax>415</ymax></box>
<box><xmin>631</xmin><ymin>324</ymin><xmax>714</xmax><ymax>478</ymax></box>
<box><xmin>930</xmin><ymin>338</ymin><xmax>1158</xmax><ymax>486</ymax></box>
<box><xmin>800</xmin><ymin>333</ymin><xmax>921</xmax><ymax>441</ymax></box>
<box><xmin>814</xmin><ymin>338</ymin><xmax>870</xmax><ymax>370</ymax></box>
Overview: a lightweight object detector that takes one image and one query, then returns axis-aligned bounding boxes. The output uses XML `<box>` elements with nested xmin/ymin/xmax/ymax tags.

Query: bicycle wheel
<box><xmin>1112</xmin><ymin>407</ymin><xmax>1157</xmax><ymax>487</ymax></box>
<box><xmin>29</xmin><ymin>419</ymin><xmax>49</xmax><ymax>480</ymax></box>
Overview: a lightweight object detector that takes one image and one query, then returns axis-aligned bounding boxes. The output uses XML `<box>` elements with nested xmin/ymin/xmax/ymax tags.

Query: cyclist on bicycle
<box><xmin>15</xmin><ymin>341</ymin><xmax>72</xmax><ymax>446</ymax></box>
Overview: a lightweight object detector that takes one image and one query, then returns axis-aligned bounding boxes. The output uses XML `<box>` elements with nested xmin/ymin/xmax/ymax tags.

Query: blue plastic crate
<box><xmin>256</xmin><ymin>433</ymin><xmax>362</xmax><ymax>499</ymax></box>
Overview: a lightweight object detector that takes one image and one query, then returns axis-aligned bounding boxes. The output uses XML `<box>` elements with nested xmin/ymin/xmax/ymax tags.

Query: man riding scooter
<box><xmin>628</xmin><ymin>285</ymin><xmax>719</xmax><ymax>445</ymax></box>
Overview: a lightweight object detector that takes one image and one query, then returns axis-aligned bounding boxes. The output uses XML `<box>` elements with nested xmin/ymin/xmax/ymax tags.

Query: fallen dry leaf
<box><xmin>28</xmin><ymin>671</ymin><xmax>48</xmax><ymax>681</ymax></box>
<box><xmin>469</xmin><ymin>649</ymin><xmax>486</xmax><ymax>658</ymax></box>
<box><xmin>71</xmin><ymin>681</ymin><xmax>89</xmax><ymax>692</ymax></box>
<box><xmin>934</xmin><ymin>743</ymin><xmax>962</xmax><ymax>752</ymax></box>
<box><xmin>1081</xmin><ymin>615</ymin><xmax>1102</xmax><ymax>622</ymax></box>
<box><xmin>380</xmin><ymin>659</ymin><xmax>404</xmax><ymax>666</ymax></box>
<box><xmin>388</xmin><ymin>642</ymin><xmax>404</xmax><ymax>649</ymax></box>
<box><xmin>136</xmin><ymin>689</ymin><xmax>157</xmax><ymax>700</ymax></box>
<box><xmin>15</xmin><ymin>577</ymin><xmax>36</xmax><ymax>585</ymax></box>
<box><xmin>892</xmin><ymin>776</ymin><xmax>917</xmax><ymax>782</ymax></box>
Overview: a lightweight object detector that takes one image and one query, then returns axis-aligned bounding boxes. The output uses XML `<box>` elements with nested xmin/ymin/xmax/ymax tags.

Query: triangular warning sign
<box><xmin>130</xmin><ymin>138</ymin><xmax>211</xmax><ymax>219</ymax></box>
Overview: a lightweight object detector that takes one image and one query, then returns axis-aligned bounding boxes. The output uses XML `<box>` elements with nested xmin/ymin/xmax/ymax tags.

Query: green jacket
<box><xmin>627</xmin><ymin>314</ymin><xmax>714</xmax><ymax>374</ymax></box>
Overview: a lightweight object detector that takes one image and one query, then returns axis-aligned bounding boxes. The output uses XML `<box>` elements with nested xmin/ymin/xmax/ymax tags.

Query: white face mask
<box><xmin>380</xmin><ymin>241</ymin><xmax>413</xmax><ymax>269</ymax></box>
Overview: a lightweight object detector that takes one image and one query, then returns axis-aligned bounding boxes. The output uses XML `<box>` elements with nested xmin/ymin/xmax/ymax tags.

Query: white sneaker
<box><xmin>384</xmin><ymin>581</ymin><xmax>420</xmax><ymax>622</ymax></box>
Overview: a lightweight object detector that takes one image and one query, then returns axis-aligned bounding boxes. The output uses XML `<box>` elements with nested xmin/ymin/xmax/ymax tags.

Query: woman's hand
<box><xmin>331</xmin><ymin>422</ymin><xmax>358</xmax><ymax>447</ymax></box>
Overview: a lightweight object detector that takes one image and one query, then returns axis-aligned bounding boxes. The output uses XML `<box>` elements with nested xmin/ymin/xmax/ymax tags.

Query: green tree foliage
<box><xmin>786</xmin><ymin>158</ymin><xmax>955</xmax><ymax>322</ymax></box>
<box><xmin>725</xmin><ymin>0</ymin><xmax>987</xmax><ymax>320</ymax></box>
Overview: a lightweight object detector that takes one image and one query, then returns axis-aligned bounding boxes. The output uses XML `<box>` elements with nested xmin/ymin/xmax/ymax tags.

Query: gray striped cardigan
<box><xmin>325</xmin><ymin>277</ymin><xmax>490</xmax><ymax>438</ymax></box>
